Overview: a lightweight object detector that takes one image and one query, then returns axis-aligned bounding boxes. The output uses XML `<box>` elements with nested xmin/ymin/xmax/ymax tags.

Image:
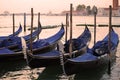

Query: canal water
<box><xmin>0</xmin><ymin>15</ymin><xmax>120</xmax><ymax>80</ymax></box>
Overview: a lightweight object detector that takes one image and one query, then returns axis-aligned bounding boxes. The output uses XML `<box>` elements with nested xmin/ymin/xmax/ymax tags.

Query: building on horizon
<box><xmin>98</xmin><ymin>0</ymin><xmax>120</xmax><ymax>17</ymax></box>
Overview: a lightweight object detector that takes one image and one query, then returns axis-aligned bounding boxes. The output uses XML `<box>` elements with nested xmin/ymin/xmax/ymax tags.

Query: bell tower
<box><xmin>113</xmin><ymin>0</ymin><xmax>119</xmax><ymax>9</ymax></box>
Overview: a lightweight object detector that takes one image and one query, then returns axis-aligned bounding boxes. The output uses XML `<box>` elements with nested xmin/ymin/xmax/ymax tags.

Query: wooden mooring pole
<box><xmin>69</xmin><ymin>4</ymin><xmax>73</xmax><ymax>58</ymax></box>
<box><xmin>30</xmin><ymin>8</ymin><xmax>34</xmax><ymax>53</ymax></box>
<box><xmin>108</xmin><ymin>5</ymin><xmax>112</xmax><ymax>74</ymax></box>
<box><xmin>13</xmin><ymin>13</ymin><xmax>15</xmax><ymax>36</ymax></box>
<box><xmin>24</xmin><ymin>13</ymin><xmax>26</xmax><ymax>32</ymax></box>
<box><xmin>93</xmin><ymin>6</ymin><xmax>97</xmax><ymax>45</ymax></box>
<box><xmin>37</xmin><ymin>12</ymin><xmax>40</xmax><ymax>39</ymax></box>
<box><xmin>65</xmin><ymin>13</ymin><xmax>69</xmax><ymax>43</ymax></box>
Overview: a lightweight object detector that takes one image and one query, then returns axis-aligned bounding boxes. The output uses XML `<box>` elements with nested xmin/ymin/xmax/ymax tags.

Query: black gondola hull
<box><xmin>28</xmin><ymin>56</ymin><xmax>60</xmax><ymax>69</ymax></box>
<box><xmin>26</xmin><ymin>26</ymin><xmax>92</xmax><ymax>69</ymax></box>
<box><xmin>27</xmin><ymin>40</ymin><xmax>88</xmax><ymax>69</ymax></box>
<box><xmin>0</xmin><ymin>52</ymin><xmax>24</xmax><ymax>62</ymax></box>
<box><xmin>64</xmin><ymin>44</ymin><xmax>117</xmax><ymax>75</ymax></box>
<box><xmin>64</xmin><ymin>56</ymin><xmax>116</xmax><ymax>75</ymax></box>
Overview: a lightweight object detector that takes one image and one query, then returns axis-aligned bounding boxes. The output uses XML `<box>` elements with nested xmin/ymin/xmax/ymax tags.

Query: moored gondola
<box><xmin>64</xmin><ymin>25</ymin><xmax>91</xmax><ymax>57</ymax></box>
<box><xmin>0</xmin><ymin>23</ymin><xmax>42</xmax><ymax>50</ymax></box>
<box><xmin>0</xmin><ymin>24</ymin><xmax>64</xmax><ymax>61</ymax></box>
<box><xmin>64</xmin><ymin>28</ymin><xmax>119</xmax><ymax>75</ymax></box>
<box><xmin>27</xmin><ymin>24</ymin><xmax>65</xmax><ymax>54</ymax></box>
<box><xmin>0</xmin><ymin>24</ymin><xmax>22</xmax><ymax>42</ymax></box>
<box><xmin>26</xmin><ymin>25</ymin><xmax>91</xmax><ymax>69</ymax></box>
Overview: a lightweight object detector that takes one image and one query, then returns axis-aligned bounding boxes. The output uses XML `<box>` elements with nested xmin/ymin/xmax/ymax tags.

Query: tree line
<box><xmin>76</xmin><ymin>4</ymin><xmax>98</xmax><ymax>15</ymax></box>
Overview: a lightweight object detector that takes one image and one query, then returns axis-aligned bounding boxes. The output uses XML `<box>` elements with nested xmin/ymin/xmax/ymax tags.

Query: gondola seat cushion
<box><xmin>64</xmin><ymin>39</ymin><xmax>85</xmax><ymax>53</ymax></box>
<box><xmin>92</xmin><ymin>41</ymin><xmax>115</xmax><ymax>56</ymax></box>
<box><xmin>28</xmin><ymin>39</ymin><xmax>50</xmax><ymax>49</ymax></box>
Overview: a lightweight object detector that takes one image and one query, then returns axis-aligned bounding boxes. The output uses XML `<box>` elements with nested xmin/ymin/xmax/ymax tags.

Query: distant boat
<box><xmin>25</xmin><ymin>26</ymin><xmax>91</xmax><ymax>69</ymax></box>
<box><xmin>0</xmin><ymin>24</ymin><xmax>22</xmax><ymax>42</ymax></box>
<box><xmin>64</xmin><ymin>28</ymin><xmax>119</xmax><ymax>75</ymax></box>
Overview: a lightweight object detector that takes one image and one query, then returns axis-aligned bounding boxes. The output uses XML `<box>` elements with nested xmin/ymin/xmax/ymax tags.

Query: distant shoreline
<box><xmin>0</xmin><ymin>13</ymin><xmax>120</xmax><ymax>17</ymax></box>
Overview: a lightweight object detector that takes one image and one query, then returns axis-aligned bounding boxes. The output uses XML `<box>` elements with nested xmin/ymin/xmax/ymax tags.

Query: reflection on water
<box><xmin>0</xmin><ymin>60</ymin><xmax>45</xmax><ymax>80</ymax></box>
<box><xmin>0</xmin><ymin>16</ymin><xmax>120</xmax><ymax>80</ymax></box>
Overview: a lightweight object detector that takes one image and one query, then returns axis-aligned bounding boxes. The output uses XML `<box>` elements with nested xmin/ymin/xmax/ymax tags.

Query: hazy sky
<box><xmin>0</xmin><ymin>0</ymin><xmax>118</xmax><ymax>13</ymax></box>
